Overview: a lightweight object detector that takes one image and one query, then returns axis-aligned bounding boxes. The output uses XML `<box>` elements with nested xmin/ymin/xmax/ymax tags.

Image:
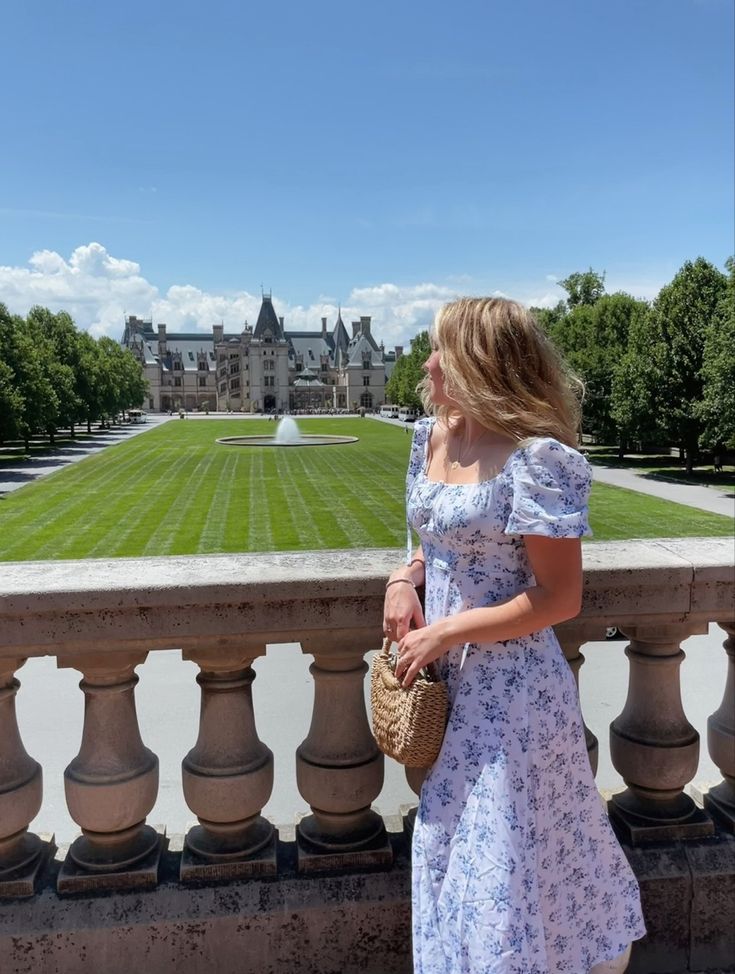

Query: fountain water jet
<box><xmin>217</xmin><ymin>416</ymin><xmax>358</xmax><ymax>448</ymax></box>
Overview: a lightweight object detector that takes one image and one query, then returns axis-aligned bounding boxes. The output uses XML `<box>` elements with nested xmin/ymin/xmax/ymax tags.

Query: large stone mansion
<box><xmin>121</xmin><ymin>293</ymin><xmax>403</xmax><ymax>413</ymax></box>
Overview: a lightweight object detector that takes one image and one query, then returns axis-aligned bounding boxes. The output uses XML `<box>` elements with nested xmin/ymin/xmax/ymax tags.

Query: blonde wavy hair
<box><xmin>419</xmin><ymin>297</ymin><xmax>584</xmax><ymax>447</ymax></box>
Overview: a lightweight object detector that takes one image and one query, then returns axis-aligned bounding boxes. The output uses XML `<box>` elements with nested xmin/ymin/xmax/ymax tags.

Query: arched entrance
<box><xmin>264</xmin><ymin>395</ymin><xmax>276</xmax><ymax>413</ymax></box>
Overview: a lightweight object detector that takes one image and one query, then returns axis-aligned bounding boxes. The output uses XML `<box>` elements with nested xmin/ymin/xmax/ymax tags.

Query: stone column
<box><xmin>557</xmin><ymin>627</ymin><xmax>600</xmax><ymax>776</ymax></box>
<box><xmin>296</xmin><ymin>634</ymin><xmax>391</xmax><ymax>872</ymax></box>
<box><xmin>180</xmin><ymin>647</ymin><xmax>275</xmax><ymax>881</ymax></box>
<box><xmin>704</xmin><ymin>622</ymin><xmax>735</xmax><ymax>832</ymax></box>
<box><xmin>58</xmin><ymin>652</ymin><xmax>161</xmax><ymax>893</ymax></box>
<box><xmin>0</xmin><ymin>657</ymin><xmax>50</xmax><ymax>898</ymax></box>
<box><xmin>609</xmin><ymin>624</ymin><xmax>714</xmax><ymax>843</ymax></box>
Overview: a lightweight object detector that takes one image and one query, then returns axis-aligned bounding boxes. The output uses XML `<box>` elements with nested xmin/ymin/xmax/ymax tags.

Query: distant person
<box><xmin>713</xmin><ymin>453</ymin><xmax>723</xmax><ymax>473</ymax></box>
<box><xmin>383</xmin><ymin>297</ymin><xmax>645</xmax><ymax>974</ymax></box>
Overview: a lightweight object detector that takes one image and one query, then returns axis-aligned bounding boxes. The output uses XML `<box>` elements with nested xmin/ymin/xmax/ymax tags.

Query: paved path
<box><xmin>591</xmin><ymin>464</ymin><xmax>734</xmax><ymax>518</ymax></box>
<box><xmin>0</xmin><ymin>415</ymin><xmax>173</xmax><ymax>495</ymax></box>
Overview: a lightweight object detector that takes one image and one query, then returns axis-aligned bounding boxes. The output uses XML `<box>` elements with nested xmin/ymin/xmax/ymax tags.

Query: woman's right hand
<box><xmin>383</xmin><ymin>579</ymin><xmax>426</xmax><ymax>643</ymax></box>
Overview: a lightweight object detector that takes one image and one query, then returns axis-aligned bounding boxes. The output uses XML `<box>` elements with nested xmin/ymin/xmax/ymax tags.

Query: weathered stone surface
<box><xmin>2</xmin><ymin>838</ymin><xmax>413</xmax><ymax>974</ymax></box>
<box><xmin>625</xmin><ymin>842</ymin><xmax>691</xmax><ymax>974</ymax></box>
<box><xmin>1</xmin><ymin>541</ymin><xmax>733</xmax><ymax>660</ymax></box>
<box><xmin>685</xmin><ymin>831</ymin><xmax>735</xmax><ymax>971</ymax></box>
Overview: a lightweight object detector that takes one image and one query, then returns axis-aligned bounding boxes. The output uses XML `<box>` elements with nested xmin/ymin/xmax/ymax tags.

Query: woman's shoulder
<box><xmin>511</xmin><ymin>436</ymin><xmax>588</xmax><ymax>466</ymax></box>
<box><xmin>507</xmin><ymin>436</ymin><xmax>592</xmax><ymax>485</ymax></box>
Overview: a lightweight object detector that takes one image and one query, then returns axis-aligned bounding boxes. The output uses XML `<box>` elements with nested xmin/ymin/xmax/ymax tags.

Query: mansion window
<box><xmin>198</xmin><ymin>361</ymin><xmax>208</xmax><ymax>370</ymax></box>
<box><xmin>198</xmin><ymin>377</ymin><xmax>207</xmax><ymax>387</ymax></box>
<box><xmin>174</xmin><ymin>377</ymin><xmax>182</xmax><ymax>387</ymax></box>
<box><xmin>264</xmin><ymin>375</ymin><xmax>275</xmax><ymax>387</ymax></box>
<box><xmin>173</xmin><ymin>361</ymin><xmax>183</xmax><ymax>370</ymax></box>
<box><xmin>363</xmin><ymin>375</ymin><xmax>370</xmax><ymax>386</ymax></box>
<box><xmin>219</xmin><ymin>382</ymin><xmax>227</xmax><ymax>394</ymax></box>
<box><xmin>230</xmin><ymin>378</ymin><xmax>240</xmax><ymax>391</ymax></box>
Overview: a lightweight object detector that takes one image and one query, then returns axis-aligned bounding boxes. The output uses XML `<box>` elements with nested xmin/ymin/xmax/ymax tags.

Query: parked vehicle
<box><xmin>398</xmin><ymin>406</ymin><xmax>421</xmax><ymax>423</ymax></box>
<box><xmin>379</xmin><ymin>405</ymin><xmax>399</xmax><ymax>419</ymax></box>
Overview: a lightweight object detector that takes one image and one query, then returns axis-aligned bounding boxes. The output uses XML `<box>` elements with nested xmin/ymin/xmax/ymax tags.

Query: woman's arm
<box><xmin>383</xmin><ymin>546</ymin><xmax>427</xmax><ymax>641</ymax></box>
<box><xmin>395</xmin><ymin>536</ymin><xmax>583</xmax><ymax>687</ymax></box>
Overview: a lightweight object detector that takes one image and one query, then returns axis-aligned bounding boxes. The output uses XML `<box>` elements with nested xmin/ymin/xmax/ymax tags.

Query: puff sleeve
<box><xmin>504</xmin><ymin>438</ymin><xmax>592</xmax><ymax>538</ymax></box>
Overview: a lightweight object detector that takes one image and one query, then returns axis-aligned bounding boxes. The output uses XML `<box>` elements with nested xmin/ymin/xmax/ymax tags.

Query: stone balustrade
<box><xmin>0</xmin><ymin>538</ymin><xmax>733</xmax><ymax>971</ymax></box>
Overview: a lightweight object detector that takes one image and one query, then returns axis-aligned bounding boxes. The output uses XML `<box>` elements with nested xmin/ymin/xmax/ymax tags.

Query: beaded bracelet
<box><xmin>385</xmin><ymin>578</ymin><xmax>416</xmax><ymax>590</ymax></box>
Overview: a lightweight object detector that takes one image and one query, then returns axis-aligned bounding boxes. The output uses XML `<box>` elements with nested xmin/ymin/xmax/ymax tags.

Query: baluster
<box><xmin>0</xmin><ymin>657</ymin><xmax>51</xmax><ymax>897</ymax></box>
<box><xmin>180</xmin><ymin>647</ymin><xmax>275</xmax><ymax>880</ymax></box>
<box><xmin>608</xmin><ymin>623</ymin><xmax>714</xmax><ymax>843</ymax></box>
<box><xmin>58</xmin><ymin>652</ymin><xmax>162</xmax><ymax>893</ymax></box>
<box><xmin>296</xmin><ymin>634</ymin><xmax>391</xmax><ymax>872</ymax></box>
<box><xmin>704</xmin><ymin>622</ymin><xmax>735</xmax><ymax>832</ymax></box>
<box><xmin>557</xmin><ymin>625</ymin><xmax>600</xmax><ymax>776</ymax></box>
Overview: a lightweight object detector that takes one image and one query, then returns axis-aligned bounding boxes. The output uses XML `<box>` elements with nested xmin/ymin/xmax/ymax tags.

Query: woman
<box><xmin>383</xmin><ymin>298</ymin><xmax>645</xmax><ymax>974</ymax></box>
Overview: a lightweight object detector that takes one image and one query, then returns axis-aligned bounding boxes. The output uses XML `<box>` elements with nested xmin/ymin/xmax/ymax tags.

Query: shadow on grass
<box><xmin>586</xmin><ymin>447</ymin><xmax>735</xmax><ymax>493</ymax></box>
<box><xmin>0</xmin><ymin>427</ymin><xmax>143</xmax><ymax>467</ymax></box>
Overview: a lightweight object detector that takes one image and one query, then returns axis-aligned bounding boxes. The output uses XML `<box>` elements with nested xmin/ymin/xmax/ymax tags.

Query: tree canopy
<box><xmin>0</xmin><ymin>305</ymin><xmax>147</xmax><ymax>448</ymax></box>
<box><xmin>384</xmin><ymin>330</ymin><xmax>430</xmax><ymax>408</ymax></box>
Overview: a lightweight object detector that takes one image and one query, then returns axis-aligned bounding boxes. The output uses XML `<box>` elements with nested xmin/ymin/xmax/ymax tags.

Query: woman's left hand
<box><xmin>395</xmin><ymin>623</ymin><xmax>448</xmax><ymax>688</ymax></box>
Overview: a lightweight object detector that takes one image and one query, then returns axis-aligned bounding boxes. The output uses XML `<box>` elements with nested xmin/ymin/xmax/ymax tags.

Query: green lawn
<box><xmin>586</xmin><ymin>446</ymin><xmax>735</xmax><ymax>493</ymax></box>
<box><xmin>0</xmin><ymin>419</ymin><xmax>731</xmax><ymax>562</ymax></box>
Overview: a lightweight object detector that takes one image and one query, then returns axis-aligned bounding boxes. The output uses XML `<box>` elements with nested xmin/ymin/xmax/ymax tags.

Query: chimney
<box><xmin>278</xmin><ymin>316</ymin><xmax>284</xmax><ymax>331</ymax></box>
<box><xmin>321</xmin><ymin>316</ymin><xmax>327</xmax><ymax>337</ymax></box>
<box><xmin>395</xmin><ymin>345</ymin><xmax>404</xmax><ymax>360</ymax></box>
<box><xmin>352</xmin><ymin>321</ymin><xmax>360</xmax><ymax>338</ymax></box>
<box><xmin>360</xmin><ymin>315</ymin><xmax>371</xmax><ymax>336</ymax></box>
<box><xmin>157</xmin><ymin>323</ymin><xmax>167</xmax><ymax>339</ymax></box>
<box><xmin>213</xmin><ymin>324</ymin><xmax>224</xmax><ymax>344</ymax></box>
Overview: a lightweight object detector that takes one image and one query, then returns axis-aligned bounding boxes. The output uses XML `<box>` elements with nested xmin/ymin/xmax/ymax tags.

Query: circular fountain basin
<box><xmin>217</xmin><ymin>434</ymin><xmax>358</xmax><ymax>447</ymax></box>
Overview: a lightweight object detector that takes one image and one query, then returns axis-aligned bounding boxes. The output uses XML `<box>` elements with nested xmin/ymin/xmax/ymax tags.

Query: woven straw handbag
<box><xmin>370</xmin><ymin>638</ymin><xmax>448</xmax><ymax>767</ymax></box>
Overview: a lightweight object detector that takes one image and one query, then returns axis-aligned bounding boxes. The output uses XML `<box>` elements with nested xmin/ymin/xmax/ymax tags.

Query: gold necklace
<box><xmin>448</xmin><ymin>431</ymin><xmax>476</xmax><ymax>470</ymax></box>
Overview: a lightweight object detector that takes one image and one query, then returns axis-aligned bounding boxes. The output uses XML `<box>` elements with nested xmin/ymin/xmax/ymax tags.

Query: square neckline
<box><xmin>420</xmin><ymin>418</ymin><xmax>523</xmax><ymax>487</ymax></box>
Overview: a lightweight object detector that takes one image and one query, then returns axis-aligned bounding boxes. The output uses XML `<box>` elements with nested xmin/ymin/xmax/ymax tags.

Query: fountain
<box><xmin>217</xmin><ymin>416</ymin><xmax>358</xmax><ymax>449</ymax></box>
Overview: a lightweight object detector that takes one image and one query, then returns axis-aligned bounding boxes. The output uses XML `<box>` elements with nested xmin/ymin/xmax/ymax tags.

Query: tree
<box><xmin>611</xmin><ymin>258</ymin><xmax>726</xmax><ymax>470</ymax></box>
<box><xmin>26</xmin><ymin>306</ymin><xmax>84</xmax><ymax>436</ymax></box>
<box><xmin>530</xmin><ymin>302</ymin><xmax>566</xmax><ymax>334</ymax></box>
<box><xmin>385</xmin><ymin>331</ymin><xmax>430</xmax><ymax>408</ymax></box>
<box><xmin>695</xmin><ymin>257</ymin><xmax>735</xmax><ymax>451</ymax></box>
<box><xmin>545</xmin><ymin>291</ymin><xmax>647</xmax><ymax>445</ymax></box>
<box><xmin>0</xmin><ymin>305</ymin><xmax>59</xmax><ymax>451</ymax></box>
<box><xmin>558</xmin><ymin>268</ymin><xmax>606</xmax><ymax>309</ymax></box>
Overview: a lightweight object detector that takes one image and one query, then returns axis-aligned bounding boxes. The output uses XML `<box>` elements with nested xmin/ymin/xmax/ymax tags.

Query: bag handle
<box><xmin>379</xmin><ymin>636</ymin><xmax>439</xmax><ymax>684</ymax></box>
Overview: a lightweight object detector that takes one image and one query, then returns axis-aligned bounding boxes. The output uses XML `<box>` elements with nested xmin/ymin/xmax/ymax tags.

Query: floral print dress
<box><xmin>406</xmin><ymin>418</ymin><xmax>645</xmax><ymax>974</ymax></box>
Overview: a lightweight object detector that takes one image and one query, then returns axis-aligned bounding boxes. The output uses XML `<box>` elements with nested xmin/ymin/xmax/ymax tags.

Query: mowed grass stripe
<box><xmin>0</xmin><ymin>440</ymin><xmax>180</xmax><ymax>560</ymax></box>
<box><xmin>246</xmin><ymin>451</ymin><xmax>274</xmax><ymax>550</ymax></box>
<box><xmin>196</xmin><ymin>449</ymin><xmax>240</xmax><ymax>554</ymax></box>
<box><xmin>1</xmin><ymin>419</ymin><xmax>732</xmax><ymax>561</ymax></box>
<box><xmin>141</xmin><ymin>450</ymin><xmax>218</xmax><ymax>556</ymax></box>
<box><xmin>85</xmin><ymin>446</ymin><xmax>215</xmax><ymax>558</ymax></box>
<box><xmin>284</xmin><ymin>449</ymin><xmax>353</xmax><ymax>549</ymax></box>
<box><xmin>587</xmin><ymin>482</ymin><xmax>732</xmax><ymax>541</ymax></box>
<box><xmin>289</xmin><ymin>448</ymin><xmax>375</xmax><ymax>549</ymax></box>
<box><xmin>0</xmin><ymin>434</ymin><xmax>166</xmax><ymax>536</ymax></box>
<box><xmin>309</xmin><ymin>446</ymin><xmax>404</xmax><ymax>546</ymax></box>
<box><xmin>273</xmin><ymin>450</ymin><xmax>326</xmax><ymax>549</ymax></box>
<box><xmin>316</xmin><ymin>447</ymin><xmax>405</xmax><ymax>545</ymax></box>
<box><xmin>259</xmin><ymin>451</ymin><xmax>301</xmax><ymax>550</ymax></box>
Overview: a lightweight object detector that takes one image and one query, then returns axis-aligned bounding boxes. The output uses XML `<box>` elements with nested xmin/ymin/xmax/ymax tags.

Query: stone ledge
<box><xmin>3</xmin><ymin>828</ymin><xmax>734</xmax><ymax>974</ymax></box>
<box><xmin>0</xmin><ymin>541</ymin><xmax>733</xmax><ymax>659</ymax></box>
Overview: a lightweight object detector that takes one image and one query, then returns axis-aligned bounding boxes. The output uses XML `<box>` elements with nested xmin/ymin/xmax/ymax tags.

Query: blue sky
<box><xmin>1</xmin><ymin>0</ymin><xmax>732</xmax><ymax>346</ymax></box>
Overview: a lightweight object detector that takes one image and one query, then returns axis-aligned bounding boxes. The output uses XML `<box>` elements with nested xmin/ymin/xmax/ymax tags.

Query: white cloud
<box><xmin>0</xmin><ymin>242</ymin><xmax>664</xmax><ymax>348</ymax></box>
